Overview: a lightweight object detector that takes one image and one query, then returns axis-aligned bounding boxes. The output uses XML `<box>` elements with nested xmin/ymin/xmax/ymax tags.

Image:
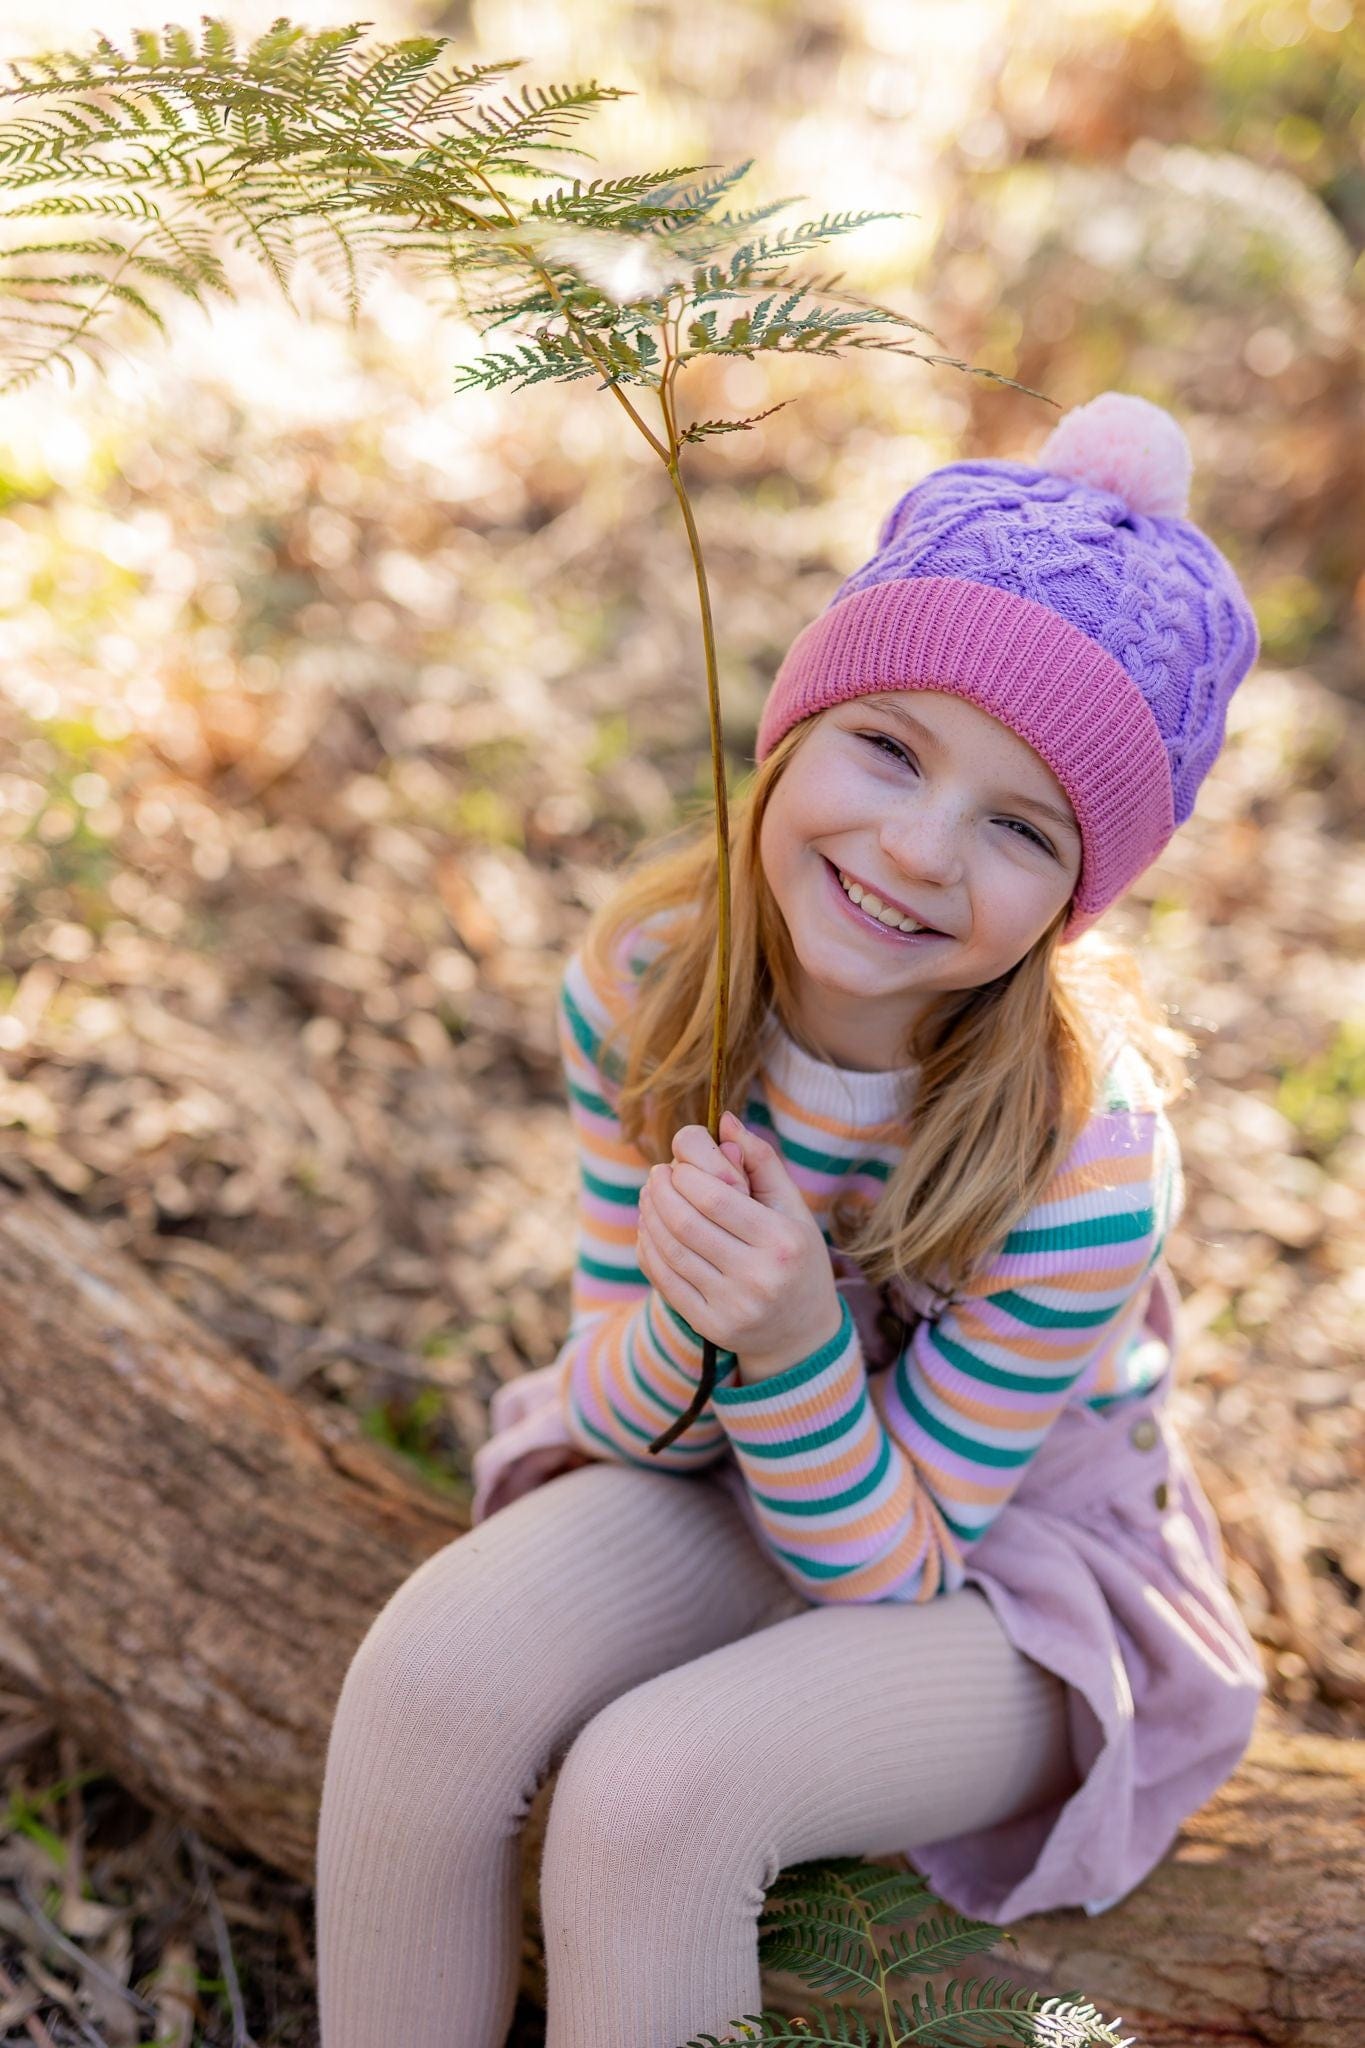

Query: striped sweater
<box><xmin>556</xmin><ymin>912</ymin><xmax>1183</xmax><ymax>1607</ymax></box>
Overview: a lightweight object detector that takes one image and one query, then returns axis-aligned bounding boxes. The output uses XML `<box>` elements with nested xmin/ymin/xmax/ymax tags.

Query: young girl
<box><xmin>314</xmin><ymin>390</ymin><xmax>1265</xmax><ymax>2048</ymax></box>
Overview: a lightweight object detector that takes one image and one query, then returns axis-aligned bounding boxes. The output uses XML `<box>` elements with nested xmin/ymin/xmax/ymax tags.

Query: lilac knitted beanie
<box><xmin>755</xmin><ymin>391</ymin><xmax>1260</xmax><ymax>940</ymax></box>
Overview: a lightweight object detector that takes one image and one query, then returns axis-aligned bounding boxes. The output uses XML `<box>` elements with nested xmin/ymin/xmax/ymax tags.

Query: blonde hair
<box><xmin>580</xmin><ymin>716</ymin><xmax>1192</xmax><ymax>1306</ymax></box>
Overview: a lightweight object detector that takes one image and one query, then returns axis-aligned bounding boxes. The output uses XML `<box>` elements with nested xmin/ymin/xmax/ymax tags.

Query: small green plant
<box><xmin>683</xmin><ymin>1855</ymin><xmax>1134</xmax><ymax>2047</ymax></box>
<box><xmin>0</xmin><ymin>14</ymin><xmax>1054</xmax><ymax>1453</ymax></box>
<box><xmin>1274</xmin><ymin>1016</ymin><xmax>1365</xmax><ymax>1158</ymax></box>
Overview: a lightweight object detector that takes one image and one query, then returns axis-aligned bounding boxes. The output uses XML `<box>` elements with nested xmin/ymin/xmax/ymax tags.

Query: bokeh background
<box><xmin>0</xmin><ymin>0</ymin><xmax>1360</xmax><ymax>2040</ymax></box>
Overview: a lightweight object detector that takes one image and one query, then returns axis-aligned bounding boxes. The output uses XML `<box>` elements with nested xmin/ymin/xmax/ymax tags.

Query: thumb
<box><xmin>721</xmin><ymin>1112</ymin><xmax>799</xmax><ymax>1214</ymax></box>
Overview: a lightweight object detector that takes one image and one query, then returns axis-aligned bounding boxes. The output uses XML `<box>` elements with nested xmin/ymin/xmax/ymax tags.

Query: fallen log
<box><xmin>0</xmin><ymin>1173</ymin><xmax>1360</xmax><ymax>2044</ymax></box>
<box><xmin>0</xmin><ymin>1167</ymin><xmax>465</xmax><ymax>1881</ymax></box>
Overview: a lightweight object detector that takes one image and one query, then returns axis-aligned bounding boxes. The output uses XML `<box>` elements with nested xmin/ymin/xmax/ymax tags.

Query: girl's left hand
<box><xmin>638</xmin><ymin>1110</ymin><xmax>843</xmax><ymax>1366</ymax></box>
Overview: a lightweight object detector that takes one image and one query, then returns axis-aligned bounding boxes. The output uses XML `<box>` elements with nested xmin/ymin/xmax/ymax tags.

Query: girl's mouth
<box><xmin>822</xmin><ymin>856</ymin><xmax>949</xmax><ymax>945</ymax></box>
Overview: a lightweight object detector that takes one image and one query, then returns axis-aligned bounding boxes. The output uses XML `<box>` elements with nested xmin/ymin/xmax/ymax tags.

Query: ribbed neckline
<box><xmin>758</xmin><ymin>1006</ymin><xmax>918</xmax><ymax>1127</ymax></box>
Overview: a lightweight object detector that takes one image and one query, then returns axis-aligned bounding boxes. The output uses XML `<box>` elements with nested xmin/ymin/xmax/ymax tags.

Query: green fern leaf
<box><xmin>888</xmin><ymin>1975</ymin><xmax>1134</xmax><ymax>2046</ymax></box>
<box><xmin>879</xmin><ymin>1912</ymin><xmax>1002</xmax><ymax>1978</ymax></box>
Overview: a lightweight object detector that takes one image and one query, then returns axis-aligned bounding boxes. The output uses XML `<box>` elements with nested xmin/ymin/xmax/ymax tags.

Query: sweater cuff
<box><xmin>711</xmin><ymin>1295</ymin><xmax>856</xmax><ymax>1407</ymax></box>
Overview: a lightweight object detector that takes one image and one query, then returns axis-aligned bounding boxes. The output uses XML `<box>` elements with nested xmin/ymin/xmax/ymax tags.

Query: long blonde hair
<box><xmin>580</xmin><ymin>716</ymin><xmax>1192</xmax><ymax>1305</ymax></box>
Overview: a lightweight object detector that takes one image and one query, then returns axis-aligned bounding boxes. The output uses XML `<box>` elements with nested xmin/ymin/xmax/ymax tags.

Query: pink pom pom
<box><xmin>1034</xmin><ymin>391</ymin><xmax>1193</xmax><ymax>519</ymax></box>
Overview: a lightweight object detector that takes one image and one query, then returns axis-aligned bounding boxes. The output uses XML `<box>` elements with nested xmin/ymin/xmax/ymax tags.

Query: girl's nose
<box><xmin>878</xmin><ymin>804</ymin><xmax>966</xmax><ymax>889</ymax></box>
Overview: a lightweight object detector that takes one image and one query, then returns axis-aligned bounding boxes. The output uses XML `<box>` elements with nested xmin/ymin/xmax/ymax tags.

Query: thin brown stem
<box><xmin>645</xmin><ymin>383</ymin><xmax>731</xmax><ymax>1456</ymax></box>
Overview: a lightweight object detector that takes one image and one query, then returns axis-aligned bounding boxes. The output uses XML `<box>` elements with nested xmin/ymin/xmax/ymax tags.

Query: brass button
<box><xmin>1153</xmin><ymin>1481</ymin><xmax>1170</xmax><ymax>1511</ymax></box>
<box><xmin>1130</xmin><ymin>1417</ymin><xmax>1159</xmax><ymax>1452</ymax></box>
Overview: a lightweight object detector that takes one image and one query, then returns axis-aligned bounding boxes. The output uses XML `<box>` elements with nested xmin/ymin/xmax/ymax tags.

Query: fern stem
<box><xmin>643</xmin><ymin>378</ymin><xmax>730</xmax><ymax>1455</ymax></box>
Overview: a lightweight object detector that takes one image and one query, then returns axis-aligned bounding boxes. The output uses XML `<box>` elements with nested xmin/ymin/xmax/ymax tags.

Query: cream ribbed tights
<box><xmin>314</xmin><ymin>1460</ymin><xmax>1074</xmax><ymax>2048</ymax></box>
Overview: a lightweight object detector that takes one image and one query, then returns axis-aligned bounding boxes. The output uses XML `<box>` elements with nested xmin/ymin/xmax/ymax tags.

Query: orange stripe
<box><xmin>911</xmin><ymin>1366</ymin><xmax>1070</xmax><ymax>1436</ymax></box>
<box><xmin>949</xmin><ymin>1308</ymin><xmax>1101</xmax><ymax>1365</ymax></box>
<box><xmin>743</xmin><ymin>1405</ymin><xmax>886</xmax><ymax>1492</ymax></box>
<box><xmin>721</xmin><ymin>1352</ymin><xmax>865</xmax><ymax>1440</ymax></box>
<box><xmin>582</xmin><ymin>1213</ymin><xmax>641</xmax><ymax>1253</ymax></box>
<box><xmin>761</xmin><ymin>1068</ymin><xmax>906</xmax><ymax>1144</ymax></box>
<box><xmin>753</xmin><ymin>1458</ymin><xmax>924</xmax><ymax>1559</ymax></box>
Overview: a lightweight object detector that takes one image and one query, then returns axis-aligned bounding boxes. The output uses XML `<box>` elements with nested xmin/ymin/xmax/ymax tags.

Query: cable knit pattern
<box><xmin>555</xmin><ymin>914</ymin><xmax>1182</xmax><ymax>1607</ymax></box>
<box><xmin>841</xmin><ymin>460</ymin><xmax>1258</xmax><ymax>825</ymax></box>
<box><xmin>754</xmin><ymin>390</ymin><xmax>1260</xmax><ymax>938</ymax></box>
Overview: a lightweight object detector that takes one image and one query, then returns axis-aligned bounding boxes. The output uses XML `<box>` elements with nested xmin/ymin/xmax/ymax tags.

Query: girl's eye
<box><xmin>861</xmin><ymin>731</ymin><xmax>916</xmax><ymax>769</ymax></box>
<box><xmin>1002</xmin><ymin>811</ymin><xmax>1055</xmax><ymax>851</ymax></box>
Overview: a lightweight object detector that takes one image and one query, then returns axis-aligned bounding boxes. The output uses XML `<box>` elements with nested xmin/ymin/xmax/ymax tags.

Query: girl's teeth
<box><xmin>837</xmin><ymin>868</ymin><xmax>926</xmax><ymax>932</ymax></box>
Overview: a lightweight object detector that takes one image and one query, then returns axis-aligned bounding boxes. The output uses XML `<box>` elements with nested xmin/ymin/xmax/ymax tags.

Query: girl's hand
<box><xmin>637</xmin><ymin>1110</ymin><xmax>843</xmax><ymax>1368</ymax></box>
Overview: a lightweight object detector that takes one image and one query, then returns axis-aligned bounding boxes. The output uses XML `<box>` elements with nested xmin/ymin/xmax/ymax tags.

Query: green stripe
<box><xmin>570</xmin><ymin>1403</ymin><xmax>719</xmax><ymax>1463</ymax></box>
<box><xmin>937</xmin><ymin>1500</ymin><xmax>988</xmax><ymax>1544</ymax></box>
<box><xmin>581</xmin><ymin>1250</ymin><xmax>648</xmax><ymax>1287</ymax></box>
<box><xmin>560</xmin><ymin>978</ymin><xmax>625</xmax><ymax>1086</ymax></box>
<box><xmin>567</xmin><ymin>1075</ymin><xmax>613</xmax><ymax>1119</ymax></box>
<box><xmin>581</xmin><ymin>1166</ymin><xmax>642</xmax><ymax>1206</ymax></box>
<box><xmin>1000</xmin><ymin>1208</ymin><xmax>1154</xmax><ymax>1255</ymax></box>
<box><xmin>926</xmin><ymin>1321</ymin><xmax>1079</xmax><ymax>1396</ymax></box>
<box><xmin>712</xmin><ymin>1298</ymin><xmax>855</xmax><ymax>1409</ymax></box>
<box><xmin>746</xmin><ymin>1426</ymin><xmax>893</xmax><ymax>1518</ymax></box>
<box><xmin>741</xmin><ymin>1102</ymin><xmax>893</xmax><ymax>1184</ymax></box>
<box><xmin>988</xmin><ymin>1289</ymin><xmax>1120</xmax><ymax>1330</ymax></box>
<box><xmin>722</xmin><ymin>1396</ymin><xmax>866</xmax><ymax>1459</ymax></box>
<box><xmin>771</xmin><ymin>1545</ymin><xmax>861</xmax><ymax>1581</ymax></box>
<box><xmin>894</xmin><ymin>1369</ymin><xmax>1040</xmax><ymax>1469</ymax></box>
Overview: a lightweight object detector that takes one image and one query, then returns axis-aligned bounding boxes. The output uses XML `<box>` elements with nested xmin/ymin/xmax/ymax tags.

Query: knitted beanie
<box><xmin>755</xmin><ymin>390</ymin><xmax>1260</xmax><ymax>940</ymax></box>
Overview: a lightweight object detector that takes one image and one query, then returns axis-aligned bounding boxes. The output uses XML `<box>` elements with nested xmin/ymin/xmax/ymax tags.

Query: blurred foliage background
<box><xmin>0</xmin><ymin>0</ymin><xmax>1360</xmax><ymax>2040</ymax></box>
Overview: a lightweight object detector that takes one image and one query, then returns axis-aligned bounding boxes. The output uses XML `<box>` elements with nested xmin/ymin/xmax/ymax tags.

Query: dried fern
<box><xmin>679</xmin><ymin>1856</ymin><xmax>1135</xmax><ymax>2047</ymax></box>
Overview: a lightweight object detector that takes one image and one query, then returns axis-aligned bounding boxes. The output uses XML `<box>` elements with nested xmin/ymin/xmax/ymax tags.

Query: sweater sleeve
<box><xmin>710</xmin><ymin>1052</ymin><xmax>1184</xmax><ymax>1605</ymax></box>
<box><xmin>552</xmin><ymin>924</ymin><xmax>737</xmax><ymax>1474</ymax></box>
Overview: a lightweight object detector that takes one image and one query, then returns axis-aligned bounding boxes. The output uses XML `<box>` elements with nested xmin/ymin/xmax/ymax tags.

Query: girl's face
<box><xmin>759</xmin><ymin>689</ymin><xmax>1083</xmax><ymax>1071</ymax></box>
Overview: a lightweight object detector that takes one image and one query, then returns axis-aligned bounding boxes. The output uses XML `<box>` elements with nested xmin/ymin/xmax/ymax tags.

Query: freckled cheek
<box><xmin>967</xmin><ymin>862</ymin><xmax>1052</xmax><ymax>947</ymax></box>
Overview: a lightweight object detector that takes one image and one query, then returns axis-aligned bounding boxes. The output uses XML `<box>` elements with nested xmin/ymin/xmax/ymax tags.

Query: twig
<box><xmin>183</xmin><ymin>1829</ymin><xmax>258</xmax><ymax>2048</ymax></box>
<box><xmin>12</xmin><ymin>1874</ymin><xmax>159</xmax><ymax>2025</ymax></box>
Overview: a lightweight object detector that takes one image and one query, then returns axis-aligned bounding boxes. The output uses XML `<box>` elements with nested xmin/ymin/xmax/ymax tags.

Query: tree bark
<box><xmin>0</xmin><ymin>1168</ymin><xmax>466</xmax><ymax>1882</ymax></box>
<box><xmin>0</xmin><ymin>1173</ymin><xmax>1360</xmax><ymax>2044</ymax></box>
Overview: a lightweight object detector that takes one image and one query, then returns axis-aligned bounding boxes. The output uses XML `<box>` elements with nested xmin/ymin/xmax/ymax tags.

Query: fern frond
<box><xmin>451</xmin><ymin>337</ymin><xmax>598</xmax><ymax>393</ymax></box>
<box><xmin>646</xmin><ymin>158</ymin><xmax>754</xmax><ymax>224</ymax></box>
<box><xmin>758</xmin><ymin>1911</ymin><xmax>881</xmax><ymax>1997</ymax></box>
<box><xmin>879</xmin><ymin>1911</ymin><xmax>1001</xmax><ymax>1978</ymax></box>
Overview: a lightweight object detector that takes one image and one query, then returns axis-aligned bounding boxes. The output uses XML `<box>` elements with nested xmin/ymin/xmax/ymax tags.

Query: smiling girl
<box><xmin>315</xmin><ymin>391</ymin><xmax>1266</xmax><ymax>2048</ymax></box>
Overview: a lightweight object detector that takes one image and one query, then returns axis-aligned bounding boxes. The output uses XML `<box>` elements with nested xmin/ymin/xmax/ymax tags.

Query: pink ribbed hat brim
<box><xmin>755</xmin><ymin>577</ymin><xmax>1175</xmax><ymax>938</ymax></box>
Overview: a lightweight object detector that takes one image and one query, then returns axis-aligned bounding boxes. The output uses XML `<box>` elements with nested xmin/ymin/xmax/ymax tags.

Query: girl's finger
<box><xmin>638</xmin><ymin>1219</ymin><xmax>713</xmax><ymax>1330</ymax></box>
<box><xmin>650</xmin><ymin>1169</ymin><xmax>742</xmax><ymax>1272</ymax></box>
<box><xmin>671</xmin><ymin>1125</ymin><xmax>747</xmax><ymax>1190</ymax></box>
<box><xmin>646</xmin><ymin>1196</ymin><xmax>732</xmax><ymax>1286</ymax></box>
<box><xmin>667</xmin><ymin>1160</ymin><xmax>766</xmax><ymax>1248</ymax></box>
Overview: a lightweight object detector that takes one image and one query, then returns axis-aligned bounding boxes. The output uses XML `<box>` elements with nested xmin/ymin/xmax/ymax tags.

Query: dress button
<box><xmin>1153</xmin><ymin>1481</ymin><xmax>1170</xmax><ymax>1511</ymax></box>
<box><xmin>1129</xmin><ymin>1417</ymin><xmax>1159</xmax><ymax>1452</ymax></box>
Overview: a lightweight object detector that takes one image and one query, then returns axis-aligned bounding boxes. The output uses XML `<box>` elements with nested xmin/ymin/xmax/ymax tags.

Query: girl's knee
<box><xmin>332</xmin><ymin>1529</ymin><xmax>533</xmax><ymax>1754</ymax></box>
<box><xmin>545</xmin><ymin>1681</ymin><xmax>773</xmax><ymax>1885</ymax></box>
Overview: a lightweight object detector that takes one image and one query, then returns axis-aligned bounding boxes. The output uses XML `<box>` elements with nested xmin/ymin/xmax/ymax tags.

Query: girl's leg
<box><xmin>539</xmin><ymin>1586</ymin><xmax>1075</xmax><ymax>2048</ymax></box>
<box><xmin>313</xmin><ymin>1461</ymin><xmax>805</xmax><ymax>2048</ymax></box>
